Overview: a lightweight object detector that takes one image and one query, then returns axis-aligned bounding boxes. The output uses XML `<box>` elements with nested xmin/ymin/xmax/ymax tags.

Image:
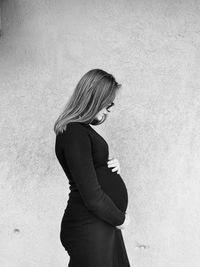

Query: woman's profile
<box><xmin>54</xmin><ymin>69</ymin><xmax>131</xmax><ymax>267</ymax></box>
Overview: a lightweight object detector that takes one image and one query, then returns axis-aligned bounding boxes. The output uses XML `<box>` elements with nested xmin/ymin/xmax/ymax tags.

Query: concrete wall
<box><xmin>1</xmin><ymin>0</ymin><xmax>200</xmax><ymax>266</ymax></box>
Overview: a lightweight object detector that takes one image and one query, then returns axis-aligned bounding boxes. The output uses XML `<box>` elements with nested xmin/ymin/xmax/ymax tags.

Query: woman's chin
<box><xmin>91</xmin><ymin>114</ymin><xmax>107</xmax><ymax>125</ymax></box>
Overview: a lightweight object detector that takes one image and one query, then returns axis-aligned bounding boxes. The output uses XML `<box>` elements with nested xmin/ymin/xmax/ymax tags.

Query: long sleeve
<box><xmin>62</xmin><ymin>123</ymin><xmax>125</xmax><ymax>226</ymax></box>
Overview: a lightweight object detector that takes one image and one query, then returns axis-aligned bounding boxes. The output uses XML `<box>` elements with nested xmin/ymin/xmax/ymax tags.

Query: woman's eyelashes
<box><xmin>106</xmin><ymin>102</ymin><xmax>114</xmax><ymax>112</ymax></box>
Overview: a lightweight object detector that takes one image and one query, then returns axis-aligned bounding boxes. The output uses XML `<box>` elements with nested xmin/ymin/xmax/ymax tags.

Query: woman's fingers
<box><xmin>111</xmin><ymin>167</ymin><xmax>120</xmax><ymax>173</ymax></box>
<box><xmin>108</xmin><ymin>165</ymin><xmax>120</xmax><ymax>173</ymax></box>
<box><xmin>107</xmin><ymin>160</ymin><xmax>118</xmax><ymax>165</ymax></box>
<box><xmin>107</xmin><ymin>158</ymin><xmax>120</xmax><ymax>173</ymax></box>
<box><xmin>107</xmin><ymin>159</ymin><xmax>119</xmax><ymax>167</ymax></box>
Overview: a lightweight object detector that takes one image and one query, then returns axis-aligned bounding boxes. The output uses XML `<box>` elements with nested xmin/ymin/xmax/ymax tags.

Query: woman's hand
<box><xmin>116</xmin><ymin>212</ymin><xmax>131</xmax><ymax>230</ymax></box>
<box><xmin>107</xmin><ymin>157</ymin><xmax>121</xmax><ymax>174</ymax></box>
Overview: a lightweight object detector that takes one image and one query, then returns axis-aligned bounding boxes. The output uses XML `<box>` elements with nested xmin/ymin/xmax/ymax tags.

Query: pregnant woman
<box><xmin>54</xmin><ymin>69</ymin><xmax>131</xmax><ymax>267</ymax></box>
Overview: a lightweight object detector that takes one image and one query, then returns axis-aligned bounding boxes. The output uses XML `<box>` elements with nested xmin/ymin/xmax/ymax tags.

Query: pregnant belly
<box><xmin>95</xmin><ymin>166</ymin><xmax>128</xmax><ymax>212</ymax></box>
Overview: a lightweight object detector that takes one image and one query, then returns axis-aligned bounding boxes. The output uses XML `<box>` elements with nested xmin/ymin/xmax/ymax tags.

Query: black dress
<box><xmin>55</xmin><ymin>122</ymin><xmax>130</xmax><ymax>267</ymax></box>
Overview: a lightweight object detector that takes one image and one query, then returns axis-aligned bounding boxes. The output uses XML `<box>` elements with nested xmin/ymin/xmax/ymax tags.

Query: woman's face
<box><xmin>94</xmin><ymin>102</ymin><xmax>115</xmax><ymax>121</ymax></box>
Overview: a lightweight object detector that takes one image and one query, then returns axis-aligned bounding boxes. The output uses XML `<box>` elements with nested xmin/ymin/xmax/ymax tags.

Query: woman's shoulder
<box><xmin>56</xmin><ymin>122</ymin><xmax>91</xmax><ymax>140</ymax></box>
<box><xmin>59</xmin><ymin>122</ymin><xmax>92</xmax><ymax>148</ymax></box>
<box><xmin>62</xmin><ymin>122</ymin><xmax>89</xmax><ymax>136</ymax></box>
<box><xmin>67</xmin><ymin>121</ymin><xmax>88</xmax><ymax>129</ymax></box>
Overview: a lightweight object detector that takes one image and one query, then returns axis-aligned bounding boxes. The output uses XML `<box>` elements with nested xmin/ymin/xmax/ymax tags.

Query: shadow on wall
<box><xmin>0</xmin><ymin>1</ymin><xmax>2</xmax><ymax>36</ymax></box>
<box><xmin>0</xmin><ymin>0</ymin><xmax>20</xmax><ymax>38</ymax></box>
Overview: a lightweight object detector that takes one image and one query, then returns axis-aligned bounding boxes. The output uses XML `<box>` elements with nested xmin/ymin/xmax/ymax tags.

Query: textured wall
<box><xmin>1</xmin><ymin>0</ymin><xmax>200</xmax><ymax>266</ymax></box>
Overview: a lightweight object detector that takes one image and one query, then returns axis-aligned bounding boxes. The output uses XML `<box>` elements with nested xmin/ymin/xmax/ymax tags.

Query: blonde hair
<box><xmin>54</xmin><ymin>69</ymin><xmax>121</xmax><ymax>135</ymax></box>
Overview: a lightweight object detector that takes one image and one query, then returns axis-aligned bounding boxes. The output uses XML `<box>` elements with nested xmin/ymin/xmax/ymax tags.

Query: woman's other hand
<box><xmin>116</xmin><ymin>212</ymin><xmax>131</xmax><ymax>230</ymax></box>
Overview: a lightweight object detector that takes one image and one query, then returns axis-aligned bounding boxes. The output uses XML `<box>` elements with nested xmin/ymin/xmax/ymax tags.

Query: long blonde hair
<box><xmin>54</xmin><ymin>69</ymin><xmax>121</xmax><ymax>135</ymax></box>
